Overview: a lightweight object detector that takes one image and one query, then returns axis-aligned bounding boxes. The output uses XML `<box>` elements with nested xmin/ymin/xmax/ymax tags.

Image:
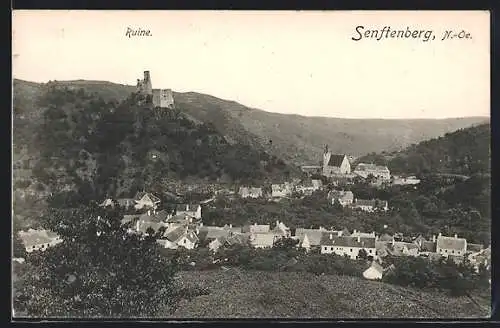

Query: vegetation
<box><xmin>383</xmin><ymin>256</ymin><xmax>490</xmax><ymax>297</ymax></box>
<box><xmin>203</xmin><ymin>173</ymin><xmax>490</xmax><ymax>245</ymax></box>
<box><xmin>27</xmin><ymin>86</ymin><xmax>294</xmax><ymax>201</ymax></box>
<box><xmin>168</xmin><ymin>270</ymin><xmax>489</xmax><ymax>318</ymax></box>
<box><xmin>14</xmin><ymin>79</ymin><xmax>488</xmax><ymax>165</ymax></box>
<box><xmin>357</xmin><ymin>123</ymin><xmax>490</xmax><ymax>176</ymax></box>
<box><xmin>13</xmin><ymin>204</ymin><xmax>179</xmax><ymax>318</ymax></box>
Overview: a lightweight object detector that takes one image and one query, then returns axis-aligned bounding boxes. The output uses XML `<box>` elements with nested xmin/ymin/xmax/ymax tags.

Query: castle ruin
<box><xmin>136</xmin><ymin>71</ymin><xmax>175</xmax><ymax>109</ymax></box>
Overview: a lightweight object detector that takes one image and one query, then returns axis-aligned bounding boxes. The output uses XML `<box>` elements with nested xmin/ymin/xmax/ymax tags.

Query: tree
<box><xmin>357</xmin><ymin>249</ymin><xmax>369</xmax><ymax>261</ymax></box>
<box><xmin>13</xmin><ymin>204</ymin><xmax>179</xmax><ymax>318</ymax></box>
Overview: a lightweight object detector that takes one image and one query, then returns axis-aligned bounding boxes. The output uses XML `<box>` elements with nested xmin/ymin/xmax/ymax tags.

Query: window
<box><xmin>369</xmin><ymin>249</ymin><xmax>372</xmax><ymax>254</ymax></box>
<box><xmin>350</xmin><ymin>249</ymin><xmax>353</xmax><ymax>252</ymax></box>
<box><xmin>452</xmin><ymin>250</ymin><xmax>454</xmax><ymax>254</ymax></box>
<box><xmin>330</xmin><ymin>247</ymin><xmax>333</xmax><ymax>251</ymax></box>
<box><xmin>445</xmin><ymin>250</ymin><xmax>448</xmax><ymax>253</ymax></box>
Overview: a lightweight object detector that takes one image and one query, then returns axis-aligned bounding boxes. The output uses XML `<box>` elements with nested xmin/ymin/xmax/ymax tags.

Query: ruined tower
<box><xmin>142</xmin><ymin>71</ymin><xmax>153</xmax><ymax>95</ymax></box>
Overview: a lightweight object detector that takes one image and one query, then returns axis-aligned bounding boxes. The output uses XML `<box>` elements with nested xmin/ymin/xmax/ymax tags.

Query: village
<box><xmin>16</xmin><ymin>144</ymin><xmax>491</xmax><ymax>282</ymax></box>
<box><xmin>14</xmin><ymin>71</ymin><xmax>490</xmax><ymax>284</ymax></box>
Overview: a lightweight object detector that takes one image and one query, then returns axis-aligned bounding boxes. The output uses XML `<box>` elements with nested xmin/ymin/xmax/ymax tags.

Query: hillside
<box><xmin>356</xmin><ymin>123</ymin><xmax>491</xmax><ymax>176</ymax></box>
<box><xmin>14</xmin><ymin>85</ymin><xmax>294</xmax><ymax>203</ymax></box>
<box><xmin>13</xmin><ymin>79</ymin><xmax>489</xmax><ymax>165</ymax></box>
<box><xmin>167</xmin><ymin>269</ymin><xmax>490</xmax><ymax>318</ymax></box>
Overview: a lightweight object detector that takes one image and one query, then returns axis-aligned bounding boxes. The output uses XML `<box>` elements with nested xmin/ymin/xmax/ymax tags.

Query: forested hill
<box><xmin>13</xmin><ymin>79</ymin><xmax>489</xmax><ymax>165</ymax></box>
<box><xmin>15</xmin><ymin>84</ymin><xmax>295</xmax><ymax>201</ymax></box>
<box><xmin>356</xmin><ymin>123</ymin><xmax>491</xmax><ymax>176</ymax></box>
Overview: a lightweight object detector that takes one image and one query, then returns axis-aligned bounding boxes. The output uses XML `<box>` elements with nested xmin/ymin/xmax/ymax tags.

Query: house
<box><xmin>375</xmin><ymin>241</ymin><xmax>390</xmax><ymax>258</ymax></box>
<box><xmin>436</xmin><ymin>233</ymin><xmax>467</xmax><ymax>257</ymax></box>
<box><xmin>363</xmin><ymin>261</ymin><xmax>384</xmax><ymax>280</ymax></box>
<box><xmin>175</xmin><ymin>203</ymin><xmax>202</xmax><ymax>219</ymax></box>
<box><xmin>198</xmin><ymin>226</ymin><xmax>232</xmax><ymax>244</ymax></box>
<box><xmin>354</xmin><ymin>163</ymin><xmax>391</xmax><ymax>180</ymax></box>
<box><xmin>352</xmin><ymin>199</ymin><xmax>388</xmax><ymax>212</ymax></box>
<box><xmin>312</xmin><ymin>179</ymin><xmax>323</xmax><ymax>190</ymax></box>
<box><xmin>468</xmin><ymin>246</ymin><xmax>491</xmax><ymax>272</ymax></box>
<box><xmin>467</xmin><ymin>243</ymin><xmax>484</xmax><ymax>253</ymax></box>
<box><xmin>413</xmin><ymin>235</ymin><xmax>427</xmax><ymax>248</ymax></box>
<box><xmin>328</xmin><ymin>190</ymin><xmax>354</xmax><ymax>206</ymax></box>
<box><xmin>272</xmin><ymin>220</ymin><xmax>291</xmax><ymax>238</ymax></box>
<box><xmin>18</xmin><ymin>229</ymin><xmax>63</xmax><ymax>253</ymax></box>
<box><xmin>351</xmin><ymin>230</ymin><xmax>376</xmax><ymax>238</ymax></box>
<box><xmin>294</xmin><ymin>228</ymin><xmax>325</xmax><ymax>250</ymax></box>
<box><xmin>322</xmin><ymin>145</ymin><xmax>351</xmax><ymax>177</ymax></box>
<box><xmin>242</xmin><ymin>223</ymin><xmax>270</xmax><ymax>234</ymax></box>
<box><xmin>208</xmin><ymin>233</ymin><xmax>250</xmax><ymax>252</ymax></box>
<box><xmin>271</xmin><ymin>183</ymin><xmax>294</xmax><ymax>198</ymax></box>
<box><xmin>392</xmin><ymin>176</ymin><xmax>421</xmax><ymax>185</ymax></box>
<box><xmin>418</xmin><ymin>236</ymin><xmax>437</xmax><ymax>255</ymax></box>
<box><xmin>121</xmin><ymin>209</ymin><xmax>170</xmax><ymax>234</ymax></box>
<box><xmin>298</xmin><ymin>234</ymin><xmax>312</xmax><ymax>251</ymax></box>
<box><xmin>320</xmin><ymin>232</ymin><xmax>377</xmax><ymax>260</ymax></box>
<box><xmin>249</xmin><ymin>233</ymin><xmax>276</xmax><ymax>248</ymax></box>
<box><xmin>99</xmin><ymin>198</ymin><xmax>115</xmax><ymax>208</ymax></box>
<box><xmin>116</xmin><ymin>198</ymin><xmax>135</xmax><ymax>209</ymax></box>
<box><xmin>134</xmin><ymin>192</ymin><xmax>161</xmax><ymax>210</ymax></box>
<box><xmin>301</xmin><ymin>165</ymin><xmax>322</xmax><ymax>175</ymax></box>
<box><xmin>238</xmin><ymin>187</ymin><xmax>263</xmax><ymax>199</ymax></box>
<box><xmin>378</xmin><ymin>233</ymin><xmax>394</xmax><ymax>243</ymax></box>
<box><xmin>157</xmin><ymin>225</ymin><xmax>198</xmax><ymax>250</ymax></box>
<box><xmin>389</xmin><ymin>241</ymin><xmax>420</xmax><ymax>257</ymax></box>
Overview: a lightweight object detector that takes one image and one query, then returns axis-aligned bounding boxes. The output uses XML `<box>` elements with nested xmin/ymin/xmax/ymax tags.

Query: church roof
<box><xmin>327</xmin><ymin>154</ymin><xmax>346</xmax><ymax>167</ymax></box>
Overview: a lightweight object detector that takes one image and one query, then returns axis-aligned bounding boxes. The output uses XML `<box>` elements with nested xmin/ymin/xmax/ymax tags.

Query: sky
<box><xmin>12</xmin><ymin>10</ymin><xmax>490</xmax><ymax>119</ymax></box>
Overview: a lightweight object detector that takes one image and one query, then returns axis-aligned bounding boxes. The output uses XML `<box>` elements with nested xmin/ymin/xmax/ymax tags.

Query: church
<box><xmin>322</xmin><ymin>145</ymin><xmax>351</xmax><ymax>177</ymax></box>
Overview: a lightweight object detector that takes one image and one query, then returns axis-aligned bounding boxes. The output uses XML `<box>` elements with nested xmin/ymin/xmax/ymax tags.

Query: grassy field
<box><xmin>168</xmin><ymin>268</ymin><xmax>490</xmax><ymax>319</ymax></box>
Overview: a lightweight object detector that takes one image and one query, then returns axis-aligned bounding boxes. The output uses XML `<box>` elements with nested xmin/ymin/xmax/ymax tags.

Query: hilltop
<box><xmin>13</xmin><ymin>79</ymin><xmax>489</xmax><ymax>165</ymax></box>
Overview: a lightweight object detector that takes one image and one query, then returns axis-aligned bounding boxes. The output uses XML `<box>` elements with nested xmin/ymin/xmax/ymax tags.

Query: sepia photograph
<box><xmin>12</xmin><ymin>10</ymin><xmax>491</xmax><ymax>319</ymax></box>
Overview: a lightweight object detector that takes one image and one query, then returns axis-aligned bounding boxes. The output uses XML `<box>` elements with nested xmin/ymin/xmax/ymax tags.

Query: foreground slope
<box><xmin>168</xmin><ymin>270</ymin><xmax>490</xmax><ymax>318</ymax></box>
<box><xmin>13</xmin><ymin>79</ymin><xmax>489</xmax><ymax>165</ymax></box>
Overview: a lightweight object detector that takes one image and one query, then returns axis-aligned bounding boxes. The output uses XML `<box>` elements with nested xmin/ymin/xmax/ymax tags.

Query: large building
<box><xmin>320</xmin><ymin>232</ymin><xmax>377</xmax><ymax>260</ymax></box>
<box><xmin>354</xmin><ymin>163</ymin><xmax>391</xmax><ymax>180</ymax></box>
<box><xmin>136</xmin><ymin>71</ymin><xmax>175</xmax><ymax>109</ymax></box>
<box><xmin>322</xmin><ymin>145</ymin><xmax>351</xmax><ymax>177</ymax></box>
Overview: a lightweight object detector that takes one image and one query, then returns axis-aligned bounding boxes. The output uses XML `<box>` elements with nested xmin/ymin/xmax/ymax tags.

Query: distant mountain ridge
<box><xmin>13</xmin><ymin>78</ymin><xmax>489</xmax><ymax>165</ymax></box>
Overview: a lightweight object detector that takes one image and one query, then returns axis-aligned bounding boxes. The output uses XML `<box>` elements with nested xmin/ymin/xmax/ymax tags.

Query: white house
<box><xmin>271</xmin><ymin>183</ymin><xmax>294</xmax><ymax>198</ymax></box>
<box><xmin>157</xmin><ymin>225</ymin><xmax>198</xmax><ymax>250</ymax></box>
<box><xmin>328</xmin><ymin>190</ymin><xmax>354</xmax><ymax>206</ymax></box>
<box><xmin>354</xmin><ymin>163</ymin><xmax>391</xmax><ymax>180</ymax></box>
<box><xmin>175</xmin><ymin>203</ymin><xmax>202</xmax><ymax>220</ymax></box>
<box><xmin>18</xmin><ymin>229</ymin><xmax>63</xmax><ymax>253</ymax></box>
<box><xmin>320</xmin><ymin>232</ymin><xmax>377</xmax><ymax>260</ymax></box>
<box><xmin>249</xmin><ymin>233</ymin><xmax>276</xmax><ymax>248</ymax></box>
<box><xmin>436</xmin><ymin>233</ymin><xmax>467</xmax><ymax>257</ymax></box>
<box><xmin>352</xmin><ymin>199</ymin><xmax>388</xmax><ymax>212</ymax></box>
<box><xmin>238</xmin><ymin>187</ymin><xmax>263</xmax><ymax>199</ymax></box>
<box><xmin>392</xmin><ymin>176</ymin><xmax>421</xmax><ymax>185</ymax></box>
<box><xmin>134</xmin><ymin>192</ymin><xmax>161</xmax><ymax>210</ymax></box>
<box><xmin>363</xmin><ymin>261</ymin><xmax>384</xmax><ymax>280</ymax></box>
